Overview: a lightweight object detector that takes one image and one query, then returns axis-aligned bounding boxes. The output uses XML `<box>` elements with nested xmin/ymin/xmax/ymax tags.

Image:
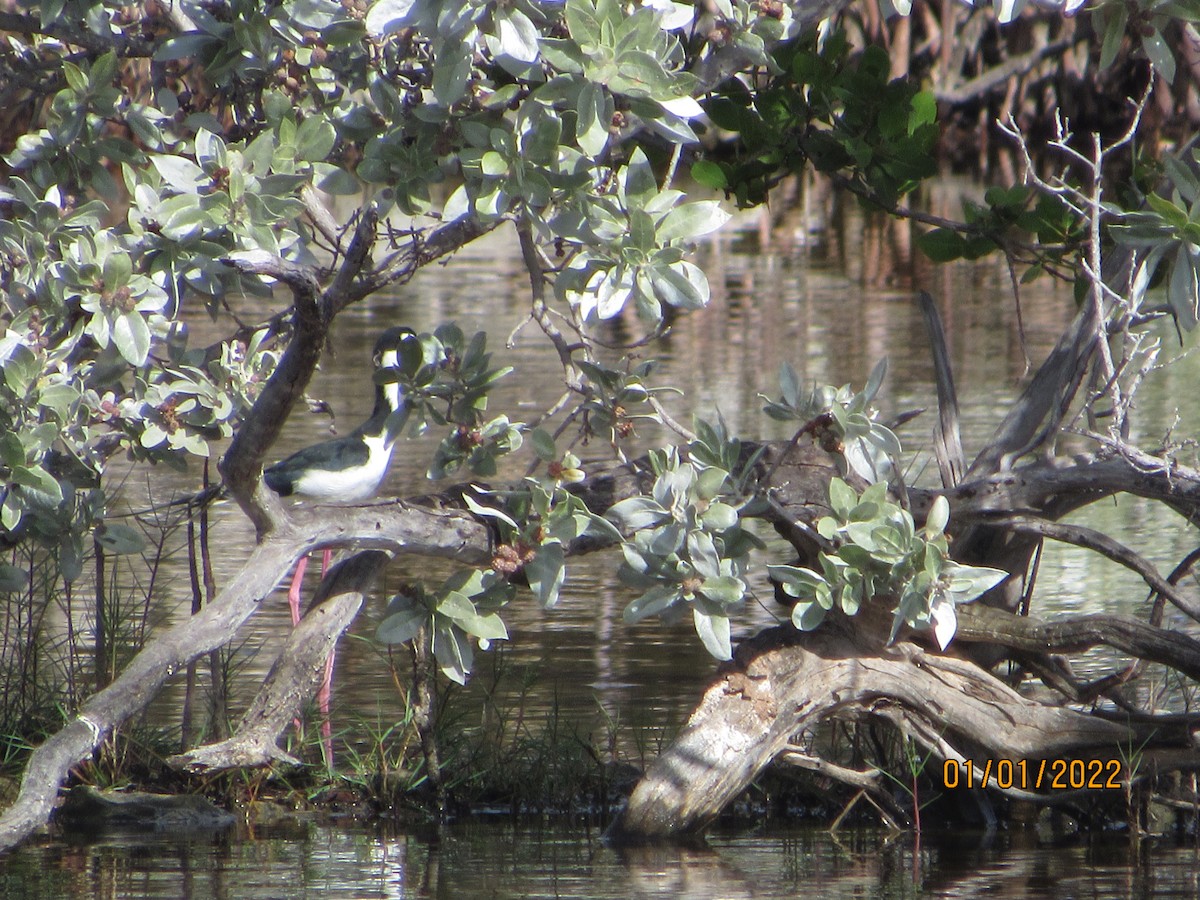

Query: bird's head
<box><xmin>372</xmin><ymin>326</ymin><xmax>417</xmax><ymax>438</ymax></box>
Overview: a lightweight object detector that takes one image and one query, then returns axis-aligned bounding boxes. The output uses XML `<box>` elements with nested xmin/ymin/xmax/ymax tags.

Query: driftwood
<box><xmin>606</xmin><ymin>619</ymin><xmax>1196</xmax><ymax>843</ymax></box>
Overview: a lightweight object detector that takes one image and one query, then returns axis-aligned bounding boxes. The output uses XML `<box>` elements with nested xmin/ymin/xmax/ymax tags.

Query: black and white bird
<box><xmin>264</xmin><ymin>326</ymin><xmax>414</xmax><ymax>502</ymax></box>
<box><xmin>263</xmin><ymin>326</ymin><xmax>414</xmax><ymax>768</ymax></box>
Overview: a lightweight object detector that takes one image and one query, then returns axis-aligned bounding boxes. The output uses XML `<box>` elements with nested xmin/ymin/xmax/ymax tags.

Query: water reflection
<box><xmin>8</xmin><ymin>822</ymin><xmax>1200</xmax><ymax>899</ymax></box>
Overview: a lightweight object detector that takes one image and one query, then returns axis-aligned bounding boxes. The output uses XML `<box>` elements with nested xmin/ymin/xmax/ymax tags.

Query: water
<box><xmin>5</xmin><ymin>821</ymin><xmax>1200</xmax><ymax>898</ymax></box>
<box><xmin>7</xmin><ymin>178</ymin><xmax>1200</xmax><ymax>894</ymax></box>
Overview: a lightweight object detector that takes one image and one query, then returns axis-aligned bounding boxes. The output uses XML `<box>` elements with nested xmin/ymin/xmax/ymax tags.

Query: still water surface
<box><xmin>6</xmin><ymin>822</ymin><xmax>1200</xmax><ymax>898</ymax></box>
<box><xmin>7</xmin><ymin>181</ymin><xmax>1200</xmax><ymax>896</ymax></box>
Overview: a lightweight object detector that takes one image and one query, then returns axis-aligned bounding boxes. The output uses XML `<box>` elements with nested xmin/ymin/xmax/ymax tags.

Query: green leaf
<box><xmin>0</xmin><ymin>563</ymin><xmax>28</xmax><ymax>593</ymax></box>
<box><xmin>526</xmin><ymin>542</ymin><xmax>566</xmax><ymax>609</ymax></box>
<box><xmin>649</xmin><ymin>261</ymin><xmax>708</xmax><ymax>309</ymax></box>
<box><xmin>624</xmin><ymin>584</ymin><xmax>681</xmax><ymax>623</ymax></box>
<box><xmin>791</xmin><ymin>599</ymin><xmax>827</xmax><ymax>631</ymax></box>
<box><xmin>433</xmin><ymin>40</ymin><xmax>473</xmax><ymax>107</ymax></box>
<box><xmin>495</xmin><ymin>7</ymin><xmax>540</xmax><ymax>63</ymax></box>
<box><xmin>0</xmin><ymin>433</ymin><xmax>25</xmax><ymax>468</ymax></box>
<box><xmin>1141</xmin><ymin>27</ymin><xmax>1176</xmax><ymax>83</ymax></box>
<box><xmin>701</xmin><ymin>502</ymin><xmax>739</xmax><ymax>531</ymax></box>
<box><xmin>377</xmin><ymin>599</ymin><xmax>430</xmax><ymax>644</ymax></box>
<box><xmin>656</xmin><ymin>201</ymin><xmax>730</xmax><ymax>243</ymax></box>
<box><xmin>565</xmin><ymin>0</ymin><xmax>602</xmax><ymax>45</ymax></box>
<box><xmin>151</xmin><ymin>155</ymin><xmax>206</xmax><ymax>194</ymax></box>
<box><xmin>12</xmin><ymin>465</ymin><xmax>63</xmax><ymax>504</ymax></box>
<box><xmin>607</xmin><ymin>495</ymin><xmax>668</xmax><ymax>531</ymax></box>
<box><xmin>296</xmin><ymin>116</ymin><xmax>336</xmax><ymax>162</ymax></box>
<box><xmin>1169</xmin><ymin>246</ymin><xmax>1200</xmax><ymax>330</ymax></box>
<box><xmin>917</xmin><ymin>228</ymin><xmax>966</xmax><ymax>262</ymax></box>
<box><xmin>1147</xmin><ymin>192</ymin><xmax>1189</xmax><ymax>229</ymax></box>
<box><xmin>925</xmin><ymin>495</ymin><xmax>949</xmax><ymax>537</ymax></box>
<box><xmin>433</xmin><ymin>622</ymin><xmax>473</xmax><ymax>684</ymax></box>
<box><xmin>462</xmin><ymin>492</ymin><xmax>520</xmax><ymax>529</ymax></box>
<box><xmin>1098</xmin><ymin>4</ymin><xmax>1128</xmax><ymax>70</ymax></box>
<box><xmin>691</xmin><ymin>160</ymin><xmax>727</xmax><ymax>190</ymax></box>
<box><xmin>94</xmin><ymin>522</ymin><xmax>146</xmax><ymax>555</ymax></box>
<box><xmin>828</xmin><ymin>477</ymin><xmax>857</xmax><ymax>520</ymax></box>
<box><xmin>693</xmin><ymin>607</ymin><xmax>732</xmax><ymax>660</ymax></box>
<box><xmin>530</xmin><ymin>428</ymin><xmax>558</xmax><ymax>462</ymax></box>
<box><xmin>113</xmin><ymin>312</ymin><xmax>151</xmax><ymax>366</ymax></box>
<box><xmin>700</xmin><ymin>574</ymin><xmax>745</xmax><ymax>605</ymax></box>
<box><xmin>908</xmin><ymin>90</ymin><xmax>936</xmax><ymax>132</ymax></box>
<box><xmin>768</xmin><ymin>564</ymin><xmax>826</xmax><ymax>597</ymax></box>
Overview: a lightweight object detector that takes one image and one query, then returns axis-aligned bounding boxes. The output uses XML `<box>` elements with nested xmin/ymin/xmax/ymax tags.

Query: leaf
<box><xmin>607</xmin><ymin>495</ymin><xmax>668</xmax><ymax>532</ymax></box>
<box><xmin>791</xmin><ymin>599</ymin><xmax>827</xmax><ymax>631</ymax></box>
<box><xmin>701</xmin><ymin>501</ymin><xmax>738</xmax><ymax>531</ymax></box>
<box><xmin>462</xmin><ymin>492</ymin><xmax>521</xmax><ymax>529</ymax></box>
<box><xmin>925</xmin><ymin>495</ymin><xmax>949</xmax><ymax>537</ymax></box>
<box><xmin>700</xmin><ymin>575</ymin><xmax>745</xmax><ymax>605</ymax></box>
<box><xmin>433</xmin><ymin>622</ymin><xmax>473</xmax><ymax>684</ymax></box>
<box><xmin>1168</xmin><ymin>246</ymin><xmax>1200</xmax><ymax>331</ymax></box>
<box><xmin>624</xmin><ymin>584</ymin><xmax>681</xmax><ymax>623</ymax></box>
<box><xmin>942</xmin><ymin>561</ymin><xmax>1009</xmax><ymax>603</ymax></box>
<box><xmin>917</xmin><ymin>228</ymin><xmax>966</xmax><ymax>262</ymax></box>
<box><xmin>929</xmin><ymin>594</ymin><xmax>957</xmax><ymax>650</ymax></box>
<box><xmin>94</xmin><ymin>522</ymin><xmax>145</xmax><ymax>555</ymax></box>
<box><xmin>576</xmin><ymin>80</ymin><xmax>611</xmax><ymax>157</ymax></box>
<box><xmin>768</xmin><ymin>564</ymin><xmax>826</xmax><ymax>597</ymax></box>
<box><xmin>0</xmin><ymin>563</ymin><xmax>29</xmax><ymax>593</ymax></box>
<box><xmin>113</xmin><ymin>312</ymin><xmax>152</xmax><ymax>366</ymax></box>
<box><xmin>379</xmin><ymin>602</ymin><xmax>432</xmax><ymax>643</ymax></box>
<box><xmin>649</xmin><ymin>261</ymin><xmax>708</xmax><ymax>309</ymax></box>
<box><xmin>495</xmin><ymin>7</ymin><xmax>540</xmax><ymax>63</ymax></box>
<box><xmin>526</xmin><ymin>542</ymin><xmax>566</xmax><ymax>609</ymax></box>
<box><xmin>1141</xmin><ymin>27</ymin><xmax>1176</xmax><ymax>83</ymax></box>
<box><xmin>151</xmin><ymin>155</ymin><xmax>206</xmax><ymax>194</ymax></box>
<box><xmin>863</xmin><ymin>357</ymin><xmax>887</xmax><ymax>403</ymax></box>
<box><xmin>828</xmin><ymin>477</ymin><xmax>857</xmax><ymax>521</ymax></box>
<box><xmin>432</xmin><ymin>40</ymin><xmax>473</xmax><ymax>107</ymax></box>
<box><xmin>691</xmin><ymin>160</ymin><xmax>727</xmax><ymax>190</ymax></box>
<box><xmin>364</xmin><ymin>0</ymin><xmax>419</xmax><ymax>35</ymax></box>
<box><xmin>687</xmin><ymin>530</ymin><xmax>721</xmax><ymax>579</ymax></box>
<box><xmin>1098</xmin><ymin>3</ymin><xmax>1128</xmax><ymax>70</ymax></box>
<box><xmin>693</xmin><ymin>608</ymin><xmax>732</xmax><ymax>660</ymax></box>
<box><xmin>530</xmin><ymin>428</ymin><xmax>557</xmax><ymax>462</ymax></box>
<box><xmin>993</xmin><ymin>0</ymin><xmax>1026</xmax><ymax>24</ymax></box>
<box><xmin>12</xmin><ymin>465</ymin><xmax>63</xmax><ymax>504</ymax></box>
<box><xmin>565</xmin><ymin>0</ymin><xmax>602</xmax><ymax>45</ymax></box>
<box><xmin>656</xmin><ymin>201</ymin><xmax>730</xmax><ymax>243</ymax></box>
<box><xmin>296</xmin><ymin>116</ymin><xmax>336</xmax><ymax>162</ymax></box>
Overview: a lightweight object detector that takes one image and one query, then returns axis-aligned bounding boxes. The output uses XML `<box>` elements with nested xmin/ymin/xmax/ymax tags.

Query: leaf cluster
<box><xmin>696</xmin><ymin>32</ymin><xmax>938</xmax><ymax>208</ymax></box>
<box><xmin>605</xmin><ymin>429</ymin><xmax>763</xmax><ymax>661</ymax></box>
<box><xmin>762</xmin><ymin>358</ymin><xmax>899</xmax><ymax>484</ymax></box>
<box><xmin>770</xmin><ymin>480</ymin><xmax>1007</xmax><ymax>649</ymax></box>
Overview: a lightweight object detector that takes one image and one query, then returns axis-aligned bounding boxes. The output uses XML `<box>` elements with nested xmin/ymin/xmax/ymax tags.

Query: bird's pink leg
<box><xmin>288</xmin><ymin>554</ymin><xmax>310</xmax><ymax>737</ymax></box>
<box><xmin>287</xmin><ymin>555</ymin><xmax>309</xmax><ymax>627</ymax></box>
<box><xmin>318</xmin><ymin>548</ymin><xmax>335</xmax><ymax>769</ymax></box>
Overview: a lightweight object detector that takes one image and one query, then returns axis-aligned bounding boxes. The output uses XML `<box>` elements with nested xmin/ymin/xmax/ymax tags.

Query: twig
<box><xmin>983</xmin><ymin>514</ymin><xmax>1200</xmax><ymax>621</ymax></box>
<box><xmin>916</xmin><ymin>291</ymin><xmax>966</xmax><ymax>488</ymax></box>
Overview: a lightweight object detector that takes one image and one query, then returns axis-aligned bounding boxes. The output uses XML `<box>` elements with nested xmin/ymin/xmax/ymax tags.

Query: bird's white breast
<box><xmin>291</xmin><ymin>432</ymin><xmax>396</xmax><ymax>501</ymax></box>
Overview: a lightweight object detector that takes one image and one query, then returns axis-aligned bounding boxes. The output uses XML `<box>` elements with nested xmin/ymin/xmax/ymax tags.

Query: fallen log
<box><xmin>605</xmin><ymin>621</ymin><xmax>1196</xmax><ymax>844</ymax></box>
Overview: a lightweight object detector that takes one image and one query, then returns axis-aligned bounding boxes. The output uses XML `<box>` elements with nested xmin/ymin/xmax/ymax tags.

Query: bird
<box><xmin>264</xmin><ymin>326</ymin><xmax>414</xmax><ymax>502</ymax></box>
<box><xmin>263</xmin><ymin>326</ymin><xmax>414</xmax><ymax>766</ymax></box>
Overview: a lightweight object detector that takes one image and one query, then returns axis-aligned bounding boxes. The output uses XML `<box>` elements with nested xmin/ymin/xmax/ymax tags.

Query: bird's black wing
<box><xmin>263</xmin><ymin>434</ymin><xmax>370</xmax><ymax>496</ymax></box>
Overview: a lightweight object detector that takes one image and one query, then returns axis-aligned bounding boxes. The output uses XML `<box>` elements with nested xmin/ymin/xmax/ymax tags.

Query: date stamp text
<box><xmin>943</xmin><ymin>758</ymin><xmax>1123</xmax><ymax>791</ymax></box>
